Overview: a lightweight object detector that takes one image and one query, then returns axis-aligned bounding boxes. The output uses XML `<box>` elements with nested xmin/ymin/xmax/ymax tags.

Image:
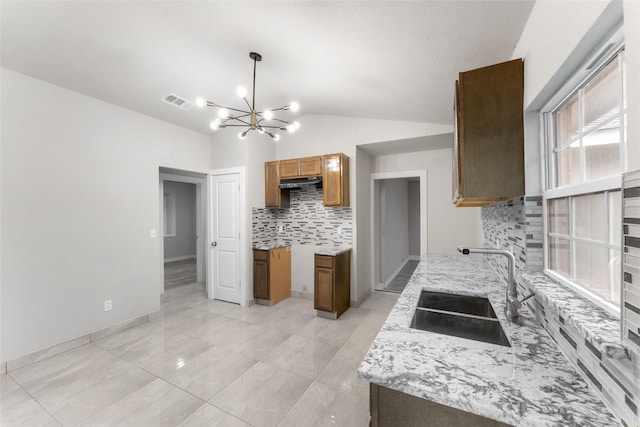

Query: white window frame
<box><xmin>541</xmin><ymin>26</ymin><xmax>625</xmax><ymax>317</ymax></box>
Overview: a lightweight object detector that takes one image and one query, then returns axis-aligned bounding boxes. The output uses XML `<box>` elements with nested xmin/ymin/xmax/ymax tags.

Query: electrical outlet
<box><xmin>337</xmin><ymin>226</ymin><xmax>343</xmax><ymax>235</ymax></box>
<box><xmin>104</xmin><ymin>300</ymin><xmax>112</xmax><ymax>311</ymax></box>
<box><xmin>496</xmin><ymin>239</ymin><xmax>501</xmax><ymax>248</ymax></box>
<box><xmin>278</xmin><ymin>225</ymin><xmax>284</xmax><ymax>233</ymax></box>
<box><xmin>150</xmin><ymin>229</ymin><xmax>157</xmax><ymax>238</ymax></box>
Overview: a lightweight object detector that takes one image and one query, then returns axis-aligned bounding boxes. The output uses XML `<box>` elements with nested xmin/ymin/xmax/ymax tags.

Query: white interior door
<box><xmin>209</xmin><ymin>173</ymin><xmax>241</xmax><ymax>304</ymax></box>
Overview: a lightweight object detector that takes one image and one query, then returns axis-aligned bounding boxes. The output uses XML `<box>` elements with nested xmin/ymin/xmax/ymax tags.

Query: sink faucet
<box><xmin>457</xmin><ymin>247</ymin><xmax>534</xmax><ymax>322</ymax></box>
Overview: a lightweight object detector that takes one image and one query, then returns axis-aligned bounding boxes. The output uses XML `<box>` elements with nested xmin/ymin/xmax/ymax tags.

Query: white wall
<box><xmin>408</xmin><ymin>180</ymin><xmax>420</xmax><ymax>256</ymax></box>
<box><xmin>513</xmin><ymin>0</ymin><xmax>640</xmax><ymax>187</ymax></box>
<box><xmin>163</xmin><ymin>181</ymin><xmax>196</xmax><ymax>261</ymax></box>
<box><xmin>0</xmin><ymin>68</ymin><xmax>211</xmax><ymax>361</ymax></box>
<box><xmin>355</xmin><ymin>148</ymin><xmax>373</xmax><ymax>302</ymax></box>
<box><xmin>379</xmin><ymin>179</ymin><xmax>409</xmax><ymax>283</ymax></box>
<box><xmin>373</xmin><ymin>148</ymin><xmax>483</xmax><ymax>253</ymax></box>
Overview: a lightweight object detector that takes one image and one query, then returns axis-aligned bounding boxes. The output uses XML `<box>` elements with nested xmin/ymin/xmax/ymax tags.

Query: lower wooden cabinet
<box><xmin>314</xmin><ymin>250</ymin><xmax>351</xmax><ymax>319</ymax></box>
<box><xmin>253</xmin><ymin>246</ymin><xmax>291</xmax><ymax>306</ymax></box>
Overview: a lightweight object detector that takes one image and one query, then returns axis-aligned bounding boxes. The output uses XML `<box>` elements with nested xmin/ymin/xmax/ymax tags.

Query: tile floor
<box><xmin>1</xmin><ymin>284</ymin><xmax>399</xmax><ymax>426</ymax></box>
<box><xmin>385</xmin><ymin>260</ymin><xmax>419</xmax><ymax>292</ymax></box>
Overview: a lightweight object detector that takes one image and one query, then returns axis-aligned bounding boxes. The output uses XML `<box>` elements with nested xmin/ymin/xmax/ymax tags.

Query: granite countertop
<box><xmin>314</xmin><ymin>245</ymin><xmax>352</xmax><ymax>256</ymax></box>
<box><xmin>252</xmin><ymin>242</ymin><xmax>290</xmax><ymax>250</ymax></box>
<box><xmin>358</xmin><ymin>254</ymin><xmax>618</xmax><ymax>426</ymax></box>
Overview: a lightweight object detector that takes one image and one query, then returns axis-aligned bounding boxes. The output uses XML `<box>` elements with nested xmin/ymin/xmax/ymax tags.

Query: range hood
<box><xmin>279</xmin><ymin>176</ymin><xmax>323</xmax><ymax>189</ymax></box>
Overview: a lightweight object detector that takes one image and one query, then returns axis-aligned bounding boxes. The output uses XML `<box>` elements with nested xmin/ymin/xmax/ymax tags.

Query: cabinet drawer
<box><xmin>315</xmin><ymin>255</ymin><xmax>334</xmax><ymax>269</ymax></box>
<box><xmin>253</xmin><ymin>250</ymin><xmax>268</xmax><ymax>261</ymax></box>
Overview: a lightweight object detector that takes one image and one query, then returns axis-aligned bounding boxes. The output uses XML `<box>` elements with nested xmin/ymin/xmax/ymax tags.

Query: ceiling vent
<box><xmin>162</xmin><ymin>93</ymin><xmax>193</xmax><ymax>111</ymax></box>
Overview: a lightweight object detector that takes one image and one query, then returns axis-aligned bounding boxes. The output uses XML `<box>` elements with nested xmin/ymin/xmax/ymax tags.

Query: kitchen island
<box><xmin>358</xmin><ymin>254</ymin><xmax>618</xmax><ymax>426</ymax></box>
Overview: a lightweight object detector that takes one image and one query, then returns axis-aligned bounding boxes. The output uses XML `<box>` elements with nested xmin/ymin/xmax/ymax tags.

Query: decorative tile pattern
<box><xmin>358</xmin><ymin>255</ymin><xmax>618</xmax><ymax>426</ymax></box>
<box><xmin>623</xmin><ymin>169</ymin><xmax>640</xmax><ymax>358</ymax></box>
<box><xmin>481</xmin><ymin>196</ymin><xmax>543</xmax><ymax>282</ymax></box>
<box><xmin>481</xmin><ymin>189</ymin><xmax>640</xmax><ymax>427</ymax></box>
<box><xmin>519</xmin><ymin>271</ymin><xmax>639</xmax><ymax>427</ymax></box>
<box><xmin>252</xmin><ymin>186</ymin><xmax>352</xmax><ymax>247</ymax></box>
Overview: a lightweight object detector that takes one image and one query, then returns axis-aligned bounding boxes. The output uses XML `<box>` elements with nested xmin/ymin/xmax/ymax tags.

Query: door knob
<box><xmin>212</xmin><ymin>242</ymin><xmax>217</xmax><ymax>247</ymax></box>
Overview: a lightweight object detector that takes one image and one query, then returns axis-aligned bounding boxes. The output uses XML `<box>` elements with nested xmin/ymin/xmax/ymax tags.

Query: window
<box><xmin>542</xmin><ymin>31</ymin><xmax>626</xmax><ymax>314</ymax></box>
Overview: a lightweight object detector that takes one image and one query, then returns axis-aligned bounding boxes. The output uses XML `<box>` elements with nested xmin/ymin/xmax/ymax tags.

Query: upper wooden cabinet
<box><xmin>265</xmin><ymin>161</ymin><xmax>290</xmax><ymax>208</ymax></box>
<box><xmin>264</xmin><ymin>154</ymin><xmax>349</xmax><ymax>207</ymax></box>
<box><xmin>323</xmin><ymin>153</ymin><xmax>350</xmax><ymax>207</ymax></box>
<box><xmin>279</xmin><ymin>156</ymin><xmax>322</xmax><ymax>179</ymax></box>
<box><xmin>454</xmin><ymin>58</ymin><xmax>525</xmax><ymax>207</ymax></box>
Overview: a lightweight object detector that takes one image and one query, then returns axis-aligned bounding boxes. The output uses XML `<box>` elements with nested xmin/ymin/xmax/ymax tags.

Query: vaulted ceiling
<box><xmin>0</xmin><ymin>1</ymin><xmax>535</xmax><ymax>135</ymax></box>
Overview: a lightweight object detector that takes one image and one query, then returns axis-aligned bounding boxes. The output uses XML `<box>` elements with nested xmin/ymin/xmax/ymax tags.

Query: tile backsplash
<box><xmin>252</xmin><ymin>186</ymin><xmax>352</xmax><ymax>247</ymax></box>
<box><xmin>484</xmin><ymin>193</ymin><xmax>640</xmax><ymax>426</ymax></box>
<box><xmin>481</xmin><ymin>195</ymin><xmax>543</xmax><ymax>282</ymax></box>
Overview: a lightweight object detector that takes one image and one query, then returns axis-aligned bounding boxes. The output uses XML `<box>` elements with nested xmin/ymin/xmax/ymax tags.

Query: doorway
<box><xmin>159</xmin><ymin>168</ymin><xmax>207</xmax><ymax>294</ymax></box>
<box><xmin>371</xmin><ymin>171</ymin><xmax>427</xmax><ymax>292</ymax></box>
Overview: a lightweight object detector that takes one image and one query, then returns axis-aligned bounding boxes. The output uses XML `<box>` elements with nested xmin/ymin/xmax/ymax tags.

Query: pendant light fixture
<box><xmin>195</xmin><ymin>52</ymin><xmax>300</xmax><ymax>141</ymax></box>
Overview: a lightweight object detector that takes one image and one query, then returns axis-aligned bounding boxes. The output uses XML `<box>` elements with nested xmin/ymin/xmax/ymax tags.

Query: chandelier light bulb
<box><xmin>257</xmin><ymin>127</ymin><xmax>265</xmax><ymax>134</ymax></box>
<box><xmin>289</xmin><ymin>101</ymin><xmax>300</xmax><ymax>112</ymax></box>
<box><xmin>273</xmin><ymin>133</ymin><xmax>280</xmax><ymax>142</ymax></box>
<box><xmin>263</xmin><ymin>110</ymin><xmax>273</xmax><ymax>120</ymax></box>
<box><xmin>286</xmin><ymin>124</ymin><xmax>295</xmax><ymax>133</ymax></box>
<box><xmin>236</xmin><ymin>86</ymin><xmax>247</xmax><ymax>98</ymax></box>
<box><xmin>195</xmin><ymin>97</ymin><xmax>206</xmax><ymax>108</ymax></box>
<box><xmin>293</xmin><ymin>121</ymin><xmax>301</xmax><ymax>129</ymax></box>
<box><xmin>218</xmin><ymin>108</ymin><xmax>229</xmax><ymax>119</ymax></box>
<box><xmin>209</xmin><ymin>119</ymin><xmax>220</xmax><ymax>130</ymax></box>
<box><xmin>239</xmin><ymin>131</ymin><xmax>248</xmax><ymax>140</ymax></box>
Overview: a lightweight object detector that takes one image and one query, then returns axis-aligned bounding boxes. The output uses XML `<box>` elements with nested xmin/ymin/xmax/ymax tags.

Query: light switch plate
<box><xmin>104</xmin><ymin>300</ymin><xmax>112</xmax><ymax>311</ymax></box>
<box><xmin>150</xmin><ymin>229</ymin><xmax>157</xmax><ymax>238</ymax></box>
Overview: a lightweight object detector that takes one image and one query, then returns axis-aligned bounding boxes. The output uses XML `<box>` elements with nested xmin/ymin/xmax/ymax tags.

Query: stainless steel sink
<box><xmin>411</xmin><ymin>291</ymin><xmax>510</xmax><ymax>347</ymax></box>
<box><xmin>417</xmin><ymin>290</ymin><xmax>497</xmax><ymax>319</ymax></box>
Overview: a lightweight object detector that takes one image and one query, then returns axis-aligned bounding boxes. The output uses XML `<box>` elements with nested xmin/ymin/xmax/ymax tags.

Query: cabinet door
<box><xmin>323</xmin><ymin>153</ymin><xmax>349</xmax><ymax>207</ymax></box>
<box><xmin>314</xmin><ymin>267</ymin><xmax>334</xmax><ymax>312</ymax></box>
<box><xmin>456</xmin><ymin>58</ymin><xmax>524</xmax><ymax>206</ymax></box>
<box><xmin>253</xmin><ymin>259</ymin><xmax>269</xmax><ymax>299</ymax></box>
<box><xmin>299</xmin><ymin>156</ymin><xmax>322</xmax><ymax>176</ymax></box>
<box><xmin>265</xmin><ymin>161</ymin><xmax>280</xmax><ymax>207</ymax></box>
<box><xmin>279</xmin><ymin>159</ymin><xmax>300</xmax><ymax>178</ymax></box>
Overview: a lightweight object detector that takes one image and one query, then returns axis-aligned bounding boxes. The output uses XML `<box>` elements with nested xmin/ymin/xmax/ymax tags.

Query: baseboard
<box><xmin>408</xmin><ymin>255</ymin><xmax>421</xmax><ymax>261</ymax></box>
<box><xmin>164</xmin><ymin>254</ymin><xmax>196</xmax><ymax>263</ymax></box>
<box><xmin>351</xmin><ymin>288</ymin><xmax>372</xmax><ymax>307</ymax></box>
<box><xmin>3</xmin><ymin>314</ymin><xmax>150</xmax><ymax>373</ymax></box>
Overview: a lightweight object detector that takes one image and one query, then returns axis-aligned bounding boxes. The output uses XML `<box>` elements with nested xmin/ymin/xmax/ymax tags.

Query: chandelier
<box><xmin>195</xmin><ymin>52</ymin><xmax>300</xmax><ymax>141</ymax></box>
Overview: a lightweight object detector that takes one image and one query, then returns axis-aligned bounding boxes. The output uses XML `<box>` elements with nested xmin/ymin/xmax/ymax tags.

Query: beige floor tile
<box><xmin>274</xmin><ymin>296</ymin><xmax>316</xmax><ymax>315</ymax></box>
<box><xmin>341</xmin><ymin>324</ymin><xmax>383</xmax><ymax>357</ymax></box>
<box><xmin>268</xmin><ymin>310</ymin><xmax>316</xmax><ymax>335</ymax></box>
<box><xmin>9</xmin><ymin>345</ymin><xmax>155</xmax><ymax>426</ymax></box>
<box><xmin>94</xmin><ymin>322</ymin><xmax>182</xmax><ymax>359</ymax></box>
<box><xmin>161</xmin><ymin>309</ymin><xmax>225</xmax><ymax>338</ymax></box>
<box><xmin>1</xmin><ymin>375</ymin><xmax>60</xmax><ymax>426</ymax></box>
<box><xmin>315</xmin><ymin>347</ymin><xmax>370</xmax><ymax>398</ymax></box>
<box><xmin>278</xmin><ymin>381</ymin><xmax>369</xmax><ymax>427</ymax></box>
<box><xmin>298</xmin><ymin>316</ymin><xmax>360</xmax><ymax>347</ymax></box>
<box><xmin>77</xmin><ymin>379</ymin><xmax>203</xmax><ymax>427</ymax></box>
<box><xmin>210</xmin><ymin>362</ymin><xmax>312</xmax><ymax>427</ymax></box>
<box><xmin>204</xmin><ymin>318</ymin><xmax>291</xmax><ymax>361</ymax></box>
<box><xmin>263</xmin><ymin>335</ymin><xmax>339</xmax><ymax>379</ymax></box>
<box><xmin>163</xmin><ymin>345</ymin><xmax>257</xmax><ymax>401</ymax></box>
<box><xmin>189</xmin><ymin>299</ymin><xmax>245</xmax><ymax>317</ymax></box>
<box><xmin>177</xmin><ymin>403</ymin><xmax>252</xmax><ymax>427</ymax></box>
<box><xmin>132</xmin><ymin>333</ymin><xmax>213</xmax><ymax>378</ymax></box>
